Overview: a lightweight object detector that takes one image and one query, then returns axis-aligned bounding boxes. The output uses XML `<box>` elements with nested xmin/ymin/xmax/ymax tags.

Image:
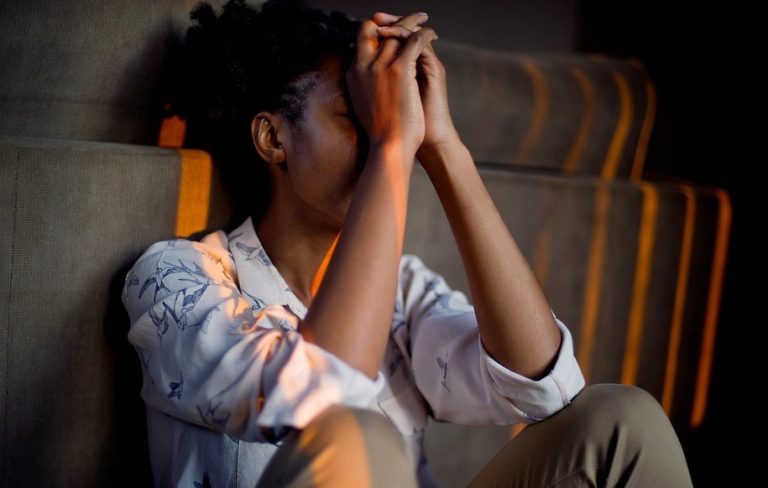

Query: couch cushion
<box><xmin>438</xmin><ymin>41</ymin><xmax>655</xmax><ymax>178</ymax></box>
<box><xmin>405</xmin><ymin>164</ymin><xmax>727</xmax><ymax>415</ymax></box>
<box><xmin>0</xmin><ymin>136</ymin><xmax>230</xmax><ymax>485</ymax></box>
<box><xmin>403</xmin><ymin>164</ymin><xmax>730</xmax><ymax>486</ymax></box>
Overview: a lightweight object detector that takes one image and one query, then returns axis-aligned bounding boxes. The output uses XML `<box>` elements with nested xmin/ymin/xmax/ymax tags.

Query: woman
<box><xmin>122</xmin><ymin>1</ymin><xmax>694</xmax><ymax>486</ymax></box>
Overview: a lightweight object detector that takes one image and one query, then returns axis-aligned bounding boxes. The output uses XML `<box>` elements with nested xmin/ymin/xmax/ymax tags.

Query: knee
<box><xmin>568</xmin><ymin>384</ymin><xmax>672</xmax><ymax>441</ymax></box>
<box><xmin>259</xmin><ymin>406</ymin><xmax>417</xmax><ymax>488</ymax></box>
<box><xmin>303</xmin><ymin>404</ymin><xmax>403</xmax><ymax>449</ymax></box>
<box><xmin>584</xmin><ymin>384</ymin><xmax>665</xmax><ymax>419</ymax></box>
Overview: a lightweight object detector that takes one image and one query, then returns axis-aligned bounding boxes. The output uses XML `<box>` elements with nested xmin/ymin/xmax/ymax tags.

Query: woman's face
<box><xmin>278</xmin><ymin>55</ymin><xmax>366</xmax><ymax>229</ymax></box>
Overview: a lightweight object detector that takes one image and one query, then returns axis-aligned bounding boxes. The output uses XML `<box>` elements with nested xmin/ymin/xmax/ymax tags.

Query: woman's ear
<box><xmin>251</xmin><ymin>113</ymin><xmax>286</xmax><ymax>165</ymax></box>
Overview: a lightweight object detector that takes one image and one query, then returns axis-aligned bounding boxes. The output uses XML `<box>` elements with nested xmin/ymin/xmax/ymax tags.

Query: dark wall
<box><xmin>308</xmin><ymin>0</ymin><xmax>578</xmax><ymax>53</ymax></box>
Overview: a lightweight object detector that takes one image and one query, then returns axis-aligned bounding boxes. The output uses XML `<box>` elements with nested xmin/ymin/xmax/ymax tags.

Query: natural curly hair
<box><xmin>167</xmin><ymin>0</ymin><xmax>359</xmax><ymax>226</ymax></box>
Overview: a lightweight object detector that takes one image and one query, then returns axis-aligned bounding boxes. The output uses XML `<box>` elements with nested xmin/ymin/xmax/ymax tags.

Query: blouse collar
<box><xmin>226</xmin><ymin>216</ymin><xmax>309</xmax><ymax>319</ymax></box>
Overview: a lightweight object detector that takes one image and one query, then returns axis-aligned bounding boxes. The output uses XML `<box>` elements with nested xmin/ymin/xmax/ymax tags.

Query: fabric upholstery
<box><xmin>0</xmin><ymin>0</ymin><xmax>206</xmax><ymax>144</ymax></box>
<box><xmin>0</xmin><ymin>136</ymin><xmax>188</xmax><ymax>485</ymax></box>
<box><xmin>404</xmin><ymin>165</ymin><xmax>728</xmax><ymax>485</ymax></box>
<box><xmin>438</xmin><ymin>41</ymin><xmax>655</xmax><ymax>178</ymax></box>
<box><xmin>0</xmin><ymin>134</ymin><xmax>729</xmax><ymax>485</ymax></box>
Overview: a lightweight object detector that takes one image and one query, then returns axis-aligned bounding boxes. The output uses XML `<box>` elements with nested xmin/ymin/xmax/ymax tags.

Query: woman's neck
<box><xmin>254</xmin><ymin>204</ymin><xmax>340</xmax><ymax>309</ymax></box>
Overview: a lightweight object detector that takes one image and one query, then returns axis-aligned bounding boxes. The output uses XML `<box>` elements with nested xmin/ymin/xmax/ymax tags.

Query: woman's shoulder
<box><xmin>398</xmin><ymin>253</ymin><xmax>448</xmax><ymax>292</ymax></box>
<box><xmin>123</xmin><ymin>228</ymin><xmax>239</xmax><ymax>312</ymax></box>
<box><xmin>399</xmin><ymin>253</ymin><xmax>443</xmax><ymax>278</ymax></box>
<box><xmin>126</xmin><ymin>230</ymin><xmax>238</xmax><ymax>298</ymax></box>
<box><xmin>137</xmin><ymin>229</ymin><xmax>233</xmax><ymax>263</ymax></box>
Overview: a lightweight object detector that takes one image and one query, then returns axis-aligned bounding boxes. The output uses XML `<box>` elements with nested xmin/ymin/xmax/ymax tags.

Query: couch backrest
<box><xmin>0</xmin><ymin>136</ymin><xmax>229</xmax><ymax>485</ymax></box>
<box><xmin>440</xmin><ymin>42</ymin><xmax>656</xmax><ymax>178</ymax></box>
<box><xmin>405</xmin><ymin>163</ymin><xmax>728</xmax><ymax>429</ymax></box>
<box><xmin>0</xmin><ymin>0</ymin><xmax>204</xmax><ymax>144</ymax></box>
<box><xmin>0</xmin><ymin>135</ymin><xmax>730</xmax><ymax>485</ymax></box>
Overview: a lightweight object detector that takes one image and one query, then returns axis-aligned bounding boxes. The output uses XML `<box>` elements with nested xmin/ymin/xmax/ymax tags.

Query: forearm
<box><xmin>419</xmin><ymin>139</ymin><xmax>561</xmax><ymax>380</ymax></box>
<box><xmin>300</xmin><ymin>143</ymin><xmax>412</xmax><ymax>379</ymax></box>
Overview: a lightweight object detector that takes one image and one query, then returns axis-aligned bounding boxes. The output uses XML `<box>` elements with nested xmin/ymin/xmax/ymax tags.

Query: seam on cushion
<box><xmin>3</xmin><ymin>144</ymin><xmax>19</xmax><ymax>480</ymax></box>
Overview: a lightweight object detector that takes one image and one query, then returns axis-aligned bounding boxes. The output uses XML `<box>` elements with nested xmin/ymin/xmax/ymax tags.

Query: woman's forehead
<box><xmin>308</xmin><ymin>57</ymin><xmax>349</xmax><ymax>102</ymax></box>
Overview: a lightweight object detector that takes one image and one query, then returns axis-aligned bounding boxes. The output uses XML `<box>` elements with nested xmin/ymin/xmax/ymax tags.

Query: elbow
<box><xmin>484</xmin><ymin>346</ymin><xmax>586</xmax><ymax>422</ymax></box>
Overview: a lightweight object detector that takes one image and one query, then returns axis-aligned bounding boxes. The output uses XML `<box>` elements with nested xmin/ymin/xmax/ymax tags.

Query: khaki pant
<box><xmin>256</xmin><ymin>384</ymin><xmax>694</xmax><ymax>487</ymax></box>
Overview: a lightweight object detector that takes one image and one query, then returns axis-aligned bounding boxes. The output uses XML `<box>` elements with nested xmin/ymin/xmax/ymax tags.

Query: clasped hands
<box><xmin>346</xmin><ymin>11</ymin><xmax>460</xmax><ymax>164</ymax></box>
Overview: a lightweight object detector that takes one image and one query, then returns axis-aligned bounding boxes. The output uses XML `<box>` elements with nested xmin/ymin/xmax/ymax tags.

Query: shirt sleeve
<box><xmin>122</xmin><ymin>239</ymin><xmax>384</xmax><ymax>443</ymax></box>
<box><xmin>400</xmin><ymin>254</ymin><xmax>585</xmax><ymax>425</ymax></box>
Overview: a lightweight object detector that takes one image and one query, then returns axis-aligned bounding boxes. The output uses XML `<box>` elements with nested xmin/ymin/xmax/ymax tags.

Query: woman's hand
<box><xmin>373</xmin><ymin>13</ymin><xmax>460</xmax><ymax>164</ymax></box>
<box><xmin>346</xmin><ymin>13</ymin><xmax>437</xmax><ymax>158</ymax></box>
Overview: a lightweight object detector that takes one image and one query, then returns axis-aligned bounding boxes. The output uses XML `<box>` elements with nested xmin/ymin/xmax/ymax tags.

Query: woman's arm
<box><xmin>418</xmin><ymin>140</ymin><xmax>562</xmax><ymax>380</ymax></box>
<box><xmin>299</xmin><ymin>14</ymin><xmax>437</xmax><ymax>380</ymax></box>
<box><xmin>378</xmin><ymin>25</ymin><xmax>561</xmax><ymax>381</ymax></box>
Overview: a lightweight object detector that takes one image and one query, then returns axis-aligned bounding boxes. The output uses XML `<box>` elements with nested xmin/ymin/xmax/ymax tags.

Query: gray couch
<box><xmin>0</xmin><ymin>0</ymin><xmax>729</xmax><ymax>486</ymax></box>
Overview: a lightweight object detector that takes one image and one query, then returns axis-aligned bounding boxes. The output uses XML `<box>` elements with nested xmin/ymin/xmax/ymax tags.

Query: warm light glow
<box><xmin>388</xmin><ymin>144</ymin><xmax>410</xmax><ymax>251</ymax></box>
<box><xmin>311</xmin><ymin>232</ymin><xmax>340</xmax><ymax>299</ymax></box>
<box><xmin>562</xmin><ymin>66</ymin><xmax>594</xmax><ymax>173</ymax></box>
<box><xmin>662</xmin><ymin>185</ymin><xmax>696</xmax><ymax>415</ymax></box>
<box><xmin>691</xmin><ymin>189</ymin><xmax>732</xmax><ymax>428</ymax></box>
<box><xmin>629</xmin><ymin>59</ymin><xmax>656</xmax><ymax>181</ymax></box>
<box><xmin>509</xmin><ymin>422</ymin><xmax>527</xmax><ymax>439</ymax></box>
<box><xmin>601</xmin><ymin>72</ymin><xmax>632</xmax><ymax>180</ymax></box>
<box><xmin>299</xmin><ymin>407</ymin><xmax>374</xmax><ymax>487</ymax></box>
<box><xmin>158</xmin><ymin>114</ymin><xmax>187</xmax><ymax>147</ymax></box>
<box><xmin>514</xmin><ymin>59</ymin><xmax>549</xmax><ymax>164</ymax></box>
<box><xmin>175</xmin><ymin>149</ymin><xmax>212</xmax><ymax>237</ymax></box>
<box><xmin>621</xmin><ymin>183</ymin><xmax>658</xmax><ymax>385</ymax></box>
<box><xmin>577</xmin><ymin>185</ymin><xmax>611</xmax><ymax>381</ymax></box>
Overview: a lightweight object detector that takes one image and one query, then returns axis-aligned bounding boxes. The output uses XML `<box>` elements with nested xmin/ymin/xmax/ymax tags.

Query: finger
<box><xmin>377</xmin><ymin>12</ymin><xmax>427</xmax><ymax>63</ymax></box>
<box><xmin>376</xmin><ymin>25</ymin><xmax>415</xmax><ymax>41</ymax></box>
<box><xmin>416</xmin><ymin>41</ymin><xmax>443</xmax><ymax>78</ymax></box>
<box><xmin>354</xmin><ymin>19</ymin><xmax>380</xmax><ymax>62</ymax></box>
<box><xmin>372</xmin><ymin>12</ymin><xmax>402</xmax><ymax>26</ymax></box>
<box><xmin>393</xmin><ymin>11</ymin><xmax>428</xmax><ymax>31</ymax></box>
<box><xmin>395</xmin><ymin>27</ymin><xmax>438</xmax><ymax>68</ymax></box>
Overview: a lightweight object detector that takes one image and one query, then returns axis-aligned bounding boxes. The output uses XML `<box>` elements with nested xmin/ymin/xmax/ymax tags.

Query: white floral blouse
<box><xmin>122</xmin><ymin>216</ymin><xmax>585</xmax><ymax>487</ymax></box>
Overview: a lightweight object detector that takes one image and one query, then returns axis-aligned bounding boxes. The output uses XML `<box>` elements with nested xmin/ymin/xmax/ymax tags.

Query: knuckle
<box><xmin>421</xmin><ymin>27</ymin><xmax>436</xmax><ymax>38</ymax></box>
<box><xmin>361</xmin><ymin>19</ymin><xmax>378</xmax><ymax>31</ymax></box>
<box><xmin>405</xmin><ymin>31</ymin><xmax>421</xmax><ymax>45</ymax></box>
<box><xmin>370</xmin><ymin>60</ymin><xmax>386</xmax><ymax>74</ymax></box>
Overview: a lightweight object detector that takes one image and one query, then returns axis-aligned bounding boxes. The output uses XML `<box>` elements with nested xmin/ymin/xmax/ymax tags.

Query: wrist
<box><xmin>368</xmin><ymin>139</ymin><xmax>418</xmax><ymax>170</ymax></box>
<box><xmin>416</xmin><ymin>131</ymin><xmax>465</xmax><ymax>168</ymax></box>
